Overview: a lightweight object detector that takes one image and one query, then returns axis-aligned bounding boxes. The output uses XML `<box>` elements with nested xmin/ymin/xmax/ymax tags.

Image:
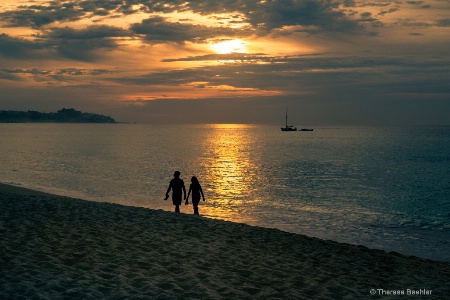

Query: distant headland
<box><xmin>0</xmin><ymin>108</ymin><xmax>116</xmax><ymax>123</ymax></box>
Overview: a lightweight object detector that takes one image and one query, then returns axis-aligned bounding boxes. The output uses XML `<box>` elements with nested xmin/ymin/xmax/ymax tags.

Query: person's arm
<box><xmin>165</xmin><ymin>181</ymin><xmax>172</xmax><ymax>200</ymax></box>
<box><xmin>186</xmin><ymin>186</ymin><xmax>191</xmax><ymax>205</ymax></box>
<box><xmin>200</xmin><ymin>185</ymin><xmax>205</xmax><ymax>201</ymax></box>
<box><xmin>182</xmin><ymin>182</ymin><xmax>187</xmax><ymax>200</ymax></box>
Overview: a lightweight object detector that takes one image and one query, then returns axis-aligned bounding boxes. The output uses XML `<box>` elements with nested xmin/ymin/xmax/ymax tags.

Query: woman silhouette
<box><xmin>185</xmin><ymin>176</ymin><xmax>205</xmax><ymax>215</ymax></box>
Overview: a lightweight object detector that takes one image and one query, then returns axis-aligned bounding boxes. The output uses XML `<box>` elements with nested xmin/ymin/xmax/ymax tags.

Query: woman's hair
<box><xmin>191</xmin><ymin>176</ymin><xmax>199</xmax><ymax>185</ymax></box>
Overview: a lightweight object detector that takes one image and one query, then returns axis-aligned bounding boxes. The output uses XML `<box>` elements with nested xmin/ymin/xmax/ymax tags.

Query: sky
<box><xmin>1</xmin><ymin>0</ymin><xmax>449</xmax><ymax>125</ymax></box>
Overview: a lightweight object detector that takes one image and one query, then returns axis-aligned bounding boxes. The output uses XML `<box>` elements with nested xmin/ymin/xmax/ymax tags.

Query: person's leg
<box><xmin>173</xmin><ymin>196</ymin><xmax>181</xmax><ymax>213</ymax></box>
<box><xmin>193</xmin><ymin>198</ymin><xmax>200</xmax><ymax>215</ymax></box>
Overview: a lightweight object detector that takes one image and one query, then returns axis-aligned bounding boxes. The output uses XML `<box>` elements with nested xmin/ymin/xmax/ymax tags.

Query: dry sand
<box><xmin>1</xmin><ymin>183</ymin><xmax>449</xmax><ymax>299</ymax></box>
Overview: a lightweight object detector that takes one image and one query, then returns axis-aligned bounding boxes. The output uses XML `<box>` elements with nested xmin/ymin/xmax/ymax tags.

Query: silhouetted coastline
<box><xmin>0</xmin><ymin>108</ymin><xmax>116</xmax><ymax>123</ymax></box>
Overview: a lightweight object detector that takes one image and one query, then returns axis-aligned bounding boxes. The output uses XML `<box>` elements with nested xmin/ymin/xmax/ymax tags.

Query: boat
<box><xmin>300</xmin><ymin>128</ymin><xmax>313</xmax><ymax>131</ymax></box>
<box><xmin>281</xmin><ymin>109</ymin><xmax>297</xmax><ymax>131</ymax></box>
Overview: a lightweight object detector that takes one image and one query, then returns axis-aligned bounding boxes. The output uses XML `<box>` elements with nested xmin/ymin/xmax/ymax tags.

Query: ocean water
<box><xmin>1</xmin><ymin>123</ymin><xmax>449</xmax><ymax>262</ymax></box>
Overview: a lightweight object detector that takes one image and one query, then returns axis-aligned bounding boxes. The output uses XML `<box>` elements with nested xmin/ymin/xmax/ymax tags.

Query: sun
<box><xmin>211</xmin><ymin>39</ymin><xmax>248</xmax><ymax>54</ymax></box>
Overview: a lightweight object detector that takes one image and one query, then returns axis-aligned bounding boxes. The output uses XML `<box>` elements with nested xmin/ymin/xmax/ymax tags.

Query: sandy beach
<box><xmin>1</xmin><ymin>183</ymin><xmax>449</xmax><ymax>299</ymax></box>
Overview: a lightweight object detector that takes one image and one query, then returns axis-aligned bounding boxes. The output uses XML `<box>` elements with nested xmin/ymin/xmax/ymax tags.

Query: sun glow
<box><xmin>211</xmin><ymin>39</ymin><xmax>248</xmax><ymax>54</ymax></box>
<box><xmin>198</xmin><ymin>125</ymin><xmax>263</xmax><ymax>223</ymax></box>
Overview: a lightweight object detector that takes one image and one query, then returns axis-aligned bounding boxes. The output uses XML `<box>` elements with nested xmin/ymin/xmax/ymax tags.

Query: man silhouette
<box><xmin>165</xmin><ymin>171</ymin><xmax>186</xmax><ymax>213</ymax></box>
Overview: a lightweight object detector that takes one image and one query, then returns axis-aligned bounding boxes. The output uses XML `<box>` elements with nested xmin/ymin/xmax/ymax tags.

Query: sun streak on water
<box><xmin>196</xmin><ymin>124</ymin><xmax>263</xmax><ymax>223</ymax></box>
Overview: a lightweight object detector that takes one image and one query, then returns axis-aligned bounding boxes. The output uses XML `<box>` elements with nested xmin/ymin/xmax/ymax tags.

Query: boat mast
<box><xmin>285</xmin><ymin>108</ymin><xmax>288</xmax><ymax>127</ymax></box>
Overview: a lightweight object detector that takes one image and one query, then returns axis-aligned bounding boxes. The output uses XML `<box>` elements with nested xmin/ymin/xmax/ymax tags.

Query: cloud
<box><xmin>1</xmin><ymin>25</ymin><xmax>128</xmax><ymax>61</ymax></box>
<box><xmin>1</xmin><ymin>0</ymin><xmax>369</xmax><ymax>38</ymax></box>
<box><xmin>44</xmin><ymin>25</ymin><xmax>129</xmax><ymax>39</ymax></box>
<box><xmin>0</xmin><ymin>34</ymin><xmax>43</xmax><ymax>58</ymax></box>
<box><xmin>1</xmin><ymin>67</ymin><xmax>115</xmax><ymax>84</ymax></box>
<box><xmin>131</xmin><ymin>16</ymin><xmax>213</xmax><ymax>43</ymax></box>
<box><xmin>130</xmin><ymin>16</ymin><xmax>252</xmax><ymax>44</ymax></box>
<box><xmin>406</xmin><ymin>1</ymin><xmax>431</xmax><ymax>9</ymax></box>
<box><xmin>6</xmin><ymin>68</ymin><xmax>52</xmax><ymax>76</ymax></box>
<box><xmin>244</xmin><ymin>0</ymin><xmax>362</xmax><ymax>33</ymax></box>
<box><xmin>436</xmin><ymin>18</ymin><xmax>450</xmax><ymax>27</ymax></box>
<box><xmin>0</xmin><ymin>2</ymin><xmax>86</xmax><ymax>28</ymax></box>
<box><xmin>41</xmin><ymin>25</ymin><xmax>129</xmax><ymax>61</ymax></box>
<box><xmin>0</xmin><ymin>70</ymin><xmax>20</xmax><ymax>81</ymax></box>
<box><xmin>378</xmin><ymin>7</ymin><xmax>399</xmax><ymax>16</ymax></box>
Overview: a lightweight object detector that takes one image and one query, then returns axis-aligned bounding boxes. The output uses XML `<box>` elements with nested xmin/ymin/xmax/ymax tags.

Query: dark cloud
<box><xmin>0</xmin><ymin>2</ymin><xmax>86</xmax><ymax>28</ymax></box>
<box><xmin>1</xmin><ymin>68</ymin><xmax>115</xmax><ymax>83</ymax></box>
<box><xmin>406</xmin><ymin>1</ymin><xmax>424</xmax><ymax>5</ymax></box>
<box><xmin>395</xmin><ymin>19</ymin><xmax>431</xmax><ymax>28</ymax></box>
<box><xmin>343</xmin><ymin>0</ymin><xmax>357</xmax><ymax>7</ymax></box>
<box><xmin>130</xmin><ymin>16</ymin><xmax>250</xmax><ymax>44</ymax></box>
<box><xmin>0</xmin><ymin>34</ymin><xmax>43</xmax><ymax>58</ymax></box>
<box><xmin>244</xmin><ymin>0</ymin><xmax>362</xmax><ymax>33</ymax></box>
<box><xmin>55</xmin><ymin>68</ymin><xmax>113</xmax><ymax>76</ymax></box>
<box><xmin>41</xmin><ymin>25</ymin><xmax>128</xmax><ymax>61</ymax></box>
<box><xmin>130</xmin><ymin>16</ymin><xmax>212</xmax><ymax>43</ymax></box>
<box><xmin>0</xmin><ymin>70</ymin><xmax>20</xmax><ymax>81</ymax></box>
<box><xmin>406</xmin><ymin>1</ymin><xmax>431</xmax><ymax>8</ymax></box>
<box><xmin>436</xmin><ymin>18</ymin><xmax>450</xmax><ymax>27</ymax></box>
<box><xmin>0</xmin><ymin>25</ymin><xmax>127</xmax><ymax>61</ymax></box>
<box><xmin>360</xmin><ymin>12</ymin><xmax>373</xmax><ymax>19</ymax></box>
<box><xmin>378</xmin><ymin>7</ymin><xmax>399</xmax><ymax>16</ymax></box>
<box><xmin>0</xmin><ymin>0</ymin><xmax>191</xmax><ymax>29</ymax></box>
<box><xmin>180</xmin><ymin>0</ymin><xmax>362</xmax><ymax>33</ymax></box>
<box><xmin>44</xmin><ymin>25</ymin><xmax>129</xmax><ymax>39</ymax></box>
<box><xmin>55</xmin><ymin>39</ymin><xmax>114</xmax><ymax>61</ymax></box>
<box><xmin>2</xmin><ymin>0</ymin><xmax>368</xmax><ymax>38</ymax></box>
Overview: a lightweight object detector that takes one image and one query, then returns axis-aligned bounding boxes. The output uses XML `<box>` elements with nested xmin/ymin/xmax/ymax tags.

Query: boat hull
<box><xmin>281</xmin><ymin>127</ymin><xmax>297</xmax><ymax>131</ymax></box>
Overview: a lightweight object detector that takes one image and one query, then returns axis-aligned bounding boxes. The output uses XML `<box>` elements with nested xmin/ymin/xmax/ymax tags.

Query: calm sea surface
<box><xmin>1</xmin><ymin>124</ymin><xmax>449</xmax><ymax>262</ymax></box>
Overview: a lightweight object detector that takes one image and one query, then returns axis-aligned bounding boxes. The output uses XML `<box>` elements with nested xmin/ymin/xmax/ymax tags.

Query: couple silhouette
<box><xmin>165</xmin><ymin>171</ymin><xmax>205</xmax><ymax>215</ymax></box>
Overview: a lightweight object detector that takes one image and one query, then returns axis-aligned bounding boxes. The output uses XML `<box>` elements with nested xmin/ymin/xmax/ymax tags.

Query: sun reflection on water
<box><xmin>198</xmin><ymin>124</ymin><xmax>263</xmax><ymax>223</ymax></box>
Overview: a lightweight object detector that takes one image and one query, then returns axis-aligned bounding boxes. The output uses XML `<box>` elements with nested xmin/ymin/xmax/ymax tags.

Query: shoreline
<box><xmin>1</xmin><ymin>183</ymin><xmax>450</xmax><ymax>298</ymax></box>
